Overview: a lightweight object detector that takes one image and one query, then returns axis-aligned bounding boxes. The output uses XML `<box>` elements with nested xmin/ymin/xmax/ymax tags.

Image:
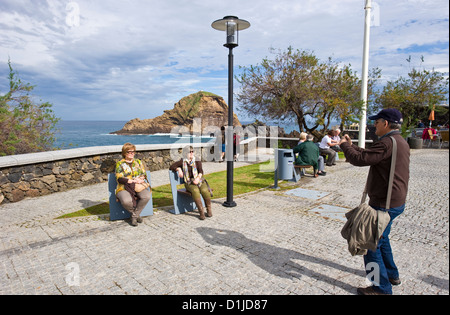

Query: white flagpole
<box><xmin>359</xmin><ymin>0</ymin><xmax>372</xmax><ymax>148</ymax></box>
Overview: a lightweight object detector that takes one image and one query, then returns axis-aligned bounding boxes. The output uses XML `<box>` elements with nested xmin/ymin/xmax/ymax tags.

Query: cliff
<box><xmin>112</xmin><ymin>91</ymin><xmax>241</xmax><ymax>135</ymax></box>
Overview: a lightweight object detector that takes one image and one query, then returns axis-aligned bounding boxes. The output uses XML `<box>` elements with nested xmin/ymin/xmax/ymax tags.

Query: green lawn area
<box><xmin>56</xmin><ymin>161</ymin><xmax>275</xmax><ymax>219</ymax></box>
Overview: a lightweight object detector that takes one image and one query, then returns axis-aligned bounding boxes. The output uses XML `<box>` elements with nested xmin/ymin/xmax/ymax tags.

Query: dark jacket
<box><xmin>341</xmin><ymin>131</ymin><xmax>410</xmax><ymax>208</ymax></box>
<box><xmin>293</xmin><ymin>140</ymin><xmax>319</xmax><ymax>170</ymax></box>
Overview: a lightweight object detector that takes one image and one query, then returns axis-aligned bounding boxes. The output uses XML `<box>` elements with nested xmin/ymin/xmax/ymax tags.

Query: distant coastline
<box><xmin>53</xmin><ymin>119</ymin><xmax>334</xmax><ymax>150</ymax></box>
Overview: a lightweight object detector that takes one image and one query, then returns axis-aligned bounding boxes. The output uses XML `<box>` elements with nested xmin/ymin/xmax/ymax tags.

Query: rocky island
<box><xmin>111</xmin><ymin>91</ymin><xmax>241</xmax><ymax>135</ymax></box>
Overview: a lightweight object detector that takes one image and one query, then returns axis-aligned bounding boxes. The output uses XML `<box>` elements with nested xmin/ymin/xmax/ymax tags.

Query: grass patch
<box><xmin>56</xmin><ymin>202</ymin><xmax>110</xmax><ymax>219</ymax></box>
<box><xmin>56</xmin><ymin>161</ymin><xmax>274</xmax><ymax>219</ymax></box>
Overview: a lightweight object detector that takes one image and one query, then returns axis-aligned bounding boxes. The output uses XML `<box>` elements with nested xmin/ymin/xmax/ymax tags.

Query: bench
<box><xmin>292</xmin><ymin>165</ymin><xmax>317</xmax><ymax>181</ymax></box>
<box><xmin>169</xmin><ymin>170</ymin><xmax>205</xmax><ymax>215</ymax></box>
<box><xmin>316</xmin><ymin>142</ymin><xmax>340</xmax><ymax>161</ymax></box>
<box><xmin>292</xmin><ymin>152</ymin><xmax>317</xmax><ymax>182</ymax></box>
<box><xmin>108</xmin><ymin>171</ymin><xmax>154</xmax><ymax>221</ymax></box>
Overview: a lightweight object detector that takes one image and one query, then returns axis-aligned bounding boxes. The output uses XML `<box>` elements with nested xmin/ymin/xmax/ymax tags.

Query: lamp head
<box><xmin>212</xmin><ymin>16</ymin><xmax>250</xmax><ymax>48</ymax></box>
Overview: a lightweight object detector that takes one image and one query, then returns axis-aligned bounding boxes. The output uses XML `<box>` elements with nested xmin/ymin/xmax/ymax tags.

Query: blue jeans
<box><xmin>364</xmin><ymin>204</ymin><xmax>405</xmax><ymax>294</ymax></box>
<box><xmin>318</xmin><ymin>156</ymin><xmax>325</xmax><ymax>172</ymax></box>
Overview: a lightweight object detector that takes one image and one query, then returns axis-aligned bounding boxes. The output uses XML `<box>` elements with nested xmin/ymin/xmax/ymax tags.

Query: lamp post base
<box><xmin>222</xmin><ymin>200</ymin><xmax>237</xmax><ymax>207</ymax></box>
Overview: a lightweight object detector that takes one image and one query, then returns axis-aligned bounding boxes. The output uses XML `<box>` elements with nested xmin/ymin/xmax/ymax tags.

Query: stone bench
<box><xmin>108</xmin><ymin>171</ymin><xmax>153</xmax><ymax>221</ymax></box>
<box><xmin>168</xmin><ymin>170</ymin><xmax>205</xmax><ymax>215</ymax></box>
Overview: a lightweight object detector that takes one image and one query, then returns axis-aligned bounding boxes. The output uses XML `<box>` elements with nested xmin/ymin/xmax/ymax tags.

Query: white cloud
<box><xmin>0</xmin><ymin>0</ymin><xmax>448</xmax><ymax>120</ymax></box>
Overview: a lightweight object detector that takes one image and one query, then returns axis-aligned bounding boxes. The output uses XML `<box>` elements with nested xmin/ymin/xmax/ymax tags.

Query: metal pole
<box><xmin>359</xmin><ymin>0</ymin><xmax>372</xmax><ymax>148</ymax></box>
<box><xmin>223</xmin><ymin>47</ymin><xmax>237</xmax><ymax>207</ymax></box>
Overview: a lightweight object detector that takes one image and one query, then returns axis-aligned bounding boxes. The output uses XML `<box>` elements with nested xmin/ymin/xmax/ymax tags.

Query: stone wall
<box><xmin>0</xmin><ymin>143</ymin><xmax>213</xmax><ymax>205</ymax></box>
<box><xmin>0</xmin><ymin>137</ymin><xmax>296</xmax><ymax>205</ymax></box>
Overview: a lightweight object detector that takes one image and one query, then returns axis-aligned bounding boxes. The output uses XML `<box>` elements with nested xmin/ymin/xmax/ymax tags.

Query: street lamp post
<box><xmin>212</xmin><ymin>16</ymin><xmax>250</xmax><ymax>208</ymax></box>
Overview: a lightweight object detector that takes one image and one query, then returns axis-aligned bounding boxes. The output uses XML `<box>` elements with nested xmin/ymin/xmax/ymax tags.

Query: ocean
<box><xmin>53</xmin><ymin>120</ymin><xmax>213</xmax><ymax>150</ymax></box>
<box><xmin>52</xmin><ymin>120</ymin><xmax>303</xmax><ymax>150</ymax></box>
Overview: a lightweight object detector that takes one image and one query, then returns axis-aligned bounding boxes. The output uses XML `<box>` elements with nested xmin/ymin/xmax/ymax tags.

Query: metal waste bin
<box><xmin>408</xmin><ymin>137</ymin><xmax>423</xmax><ymax>149</ymax></box>
<box><xmin>276</xmin><ymin>149</ymin><xmax>294</xmax><ymax>180</ymax></box>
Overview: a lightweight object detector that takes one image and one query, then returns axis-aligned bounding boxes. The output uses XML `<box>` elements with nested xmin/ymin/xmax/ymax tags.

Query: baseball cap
<box><xmin>368</xmin><ymin>108</ymin><xmax>403</xmax><ymax>124</ymax></box>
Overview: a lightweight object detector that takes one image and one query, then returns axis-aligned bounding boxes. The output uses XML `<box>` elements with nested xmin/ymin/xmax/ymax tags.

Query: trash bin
<box><xmin>408</xmin><ymin>137</ymin><xmax>423</xmax><ymax>149</ymax></box>
<box><xmin>277</xmin><ymin>149</ymin><xmax>294</xmax><ymax>180</ymax></box>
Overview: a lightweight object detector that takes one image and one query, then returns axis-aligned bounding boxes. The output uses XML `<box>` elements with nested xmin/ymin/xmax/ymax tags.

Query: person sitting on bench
<box><xmin>319</xmin><ymin>130</ymin><xmax>337</xmax><ymax>167</ymax></box>
<box><xmin>169</xmin><ymin>146</ymin><xmax>212</xmax><ymax>220</ymax></box>
<box><xmin>293</xmin><ymin>134</ymin><xmax>326</xmax><ymax>177</ymax></box>
<box><xmin>115</xmin><ymin>143</ymin><xmax>152</xmax><ymax>226</ymax></box>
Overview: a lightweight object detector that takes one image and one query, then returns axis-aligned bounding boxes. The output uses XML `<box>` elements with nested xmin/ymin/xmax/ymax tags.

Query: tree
<box><xmin>315</xmin><ymin>58</ymin><xmax>380</xmax><ymax>132</ymax></box>
<box><xmin>373</xmin><ymin>57</ymin><xmax>449</xmax><ymax>135</ymax></box>
<box><xmin>0</xmin><ymin>60</ymin><xmax>60</xmax><ymax>156</ymax></box>
<box><xmin>236</xmin><ymin>47</ymin><xmax>368</xmax><ymax>137</ymax></box>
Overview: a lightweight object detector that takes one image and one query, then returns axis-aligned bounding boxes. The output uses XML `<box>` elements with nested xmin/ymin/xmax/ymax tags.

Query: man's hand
<box><xmin>339</xmin><ymin>134</ymin><xmax>352</xmax><ymax>145</ymax></box>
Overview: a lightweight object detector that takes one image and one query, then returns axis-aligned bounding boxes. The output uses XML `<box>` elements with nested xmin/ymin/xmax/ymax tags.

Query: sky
<box><xmin>0</xmin><ymin>0</ymin><xmax>448</xmax><ymax>122</ymax></box>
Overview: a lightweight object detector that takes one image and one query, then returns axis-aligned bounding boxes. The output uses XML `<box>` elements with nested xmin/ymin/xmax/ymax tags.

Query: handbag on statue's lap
<box><xmin>134</xmin><ymin>182</ymin><xmax>150</xmax><ymax>193</ymax></box>
<box><xmin>134</xmin><ymin>174</ymin><xmax>151</xmax><ymax>193</ymax></box>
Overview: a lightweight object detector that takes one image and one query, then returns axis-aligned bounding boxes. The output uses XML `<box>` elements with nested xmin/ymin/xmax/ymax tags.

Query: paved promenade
<box><xmin>0</xmin><ymin>148</ymin><xmax>448</xmax><ymax>295</ymax></box>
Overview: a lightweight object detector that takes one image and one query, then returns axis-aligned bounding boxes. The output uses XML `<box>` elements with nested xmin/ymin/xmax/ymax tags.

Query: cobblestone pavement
<box><xmin>0</xmin><ymin>149</ymin><xmax>448</xmax><ymax>295</ymax></box>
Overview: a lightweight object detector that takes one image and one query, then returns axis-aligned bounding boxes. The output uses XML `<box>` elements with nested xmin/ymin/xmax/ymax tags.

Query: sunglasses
<box><xmin>127</xmin><ymin>151</ymin><xmax>136</xmax><ymax>154</ymax></box>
